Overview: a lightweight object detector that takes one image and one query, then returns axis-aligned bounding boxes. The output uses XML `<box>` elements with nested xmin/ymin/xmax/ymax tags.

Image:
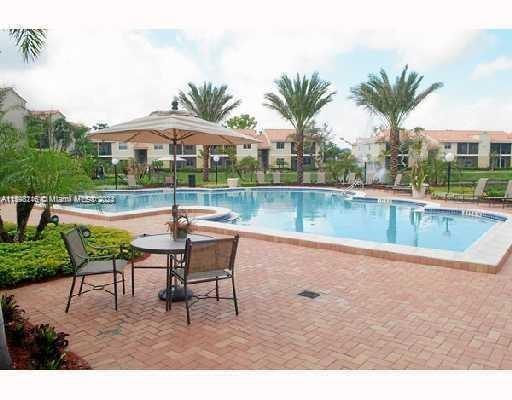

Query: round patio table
<box><xmin>130</xmin><ymin>233</ymin><xmax>214</xmax><ymax>303</ymax></box>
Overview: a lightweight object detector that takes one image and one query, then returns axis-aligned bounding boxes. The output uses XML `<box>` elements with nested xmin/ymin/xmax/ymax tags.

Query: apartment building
<box><xmin>92</xmin><ymin>128</ymin><xmax>321</xmax><ymax>170</ymax></box>
<box><xmin>352</xmin><ymin>129</ymin><xmax>512</xmax><ymax>171</ymax></box>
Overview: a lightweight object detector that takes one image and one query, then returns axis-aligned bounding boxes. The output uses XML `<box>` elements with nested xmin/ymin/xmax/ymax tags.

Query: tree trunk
<box><xmin>14</xmin><ymin>192</ymin><xmax>35</xmax><ymax>243</ymax></box>
<box><xmin>202</xmin><ymin>145</ymin><xmax>210</xmax><ymax>182</ymax></box>
<box><xmin>34</xmin><ymin>206</ymin><xmax>51</xmax><ymax>241</ymax></box>
<box><xmin>0</xmin><ymin>214</ymin><xmax>13</xmax><ymax>243</ymax></box>
<box><xmin>296</xmin><ymin>131</ymin><xmax>304</xmax><ymax>184</ymax></box>
<box><xmin>389</xmin><ymin>127</ymin><xmax>399</xmax><ymax>182</ymax></box>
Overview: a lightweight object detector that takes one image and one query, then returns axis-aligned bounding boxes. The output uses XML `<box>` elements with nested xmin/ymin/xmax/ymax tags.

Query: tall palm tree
<box><xmin>178</xmin><ymin>82</ymin><xmax>241</xmax><ymax>181</ymax></box>
<box><xmin>7</xmin><ymin>29</ymin><xmax>47</xmax><ymax>62</ymax></box>
<box><xmin>350</xmin><ymin>65</ymin><xmax>443</xmax><ymax>181</ymax></box>
<box><xmin>263</xmin><ymin>73</ymin><xmax>335</xmax><ymax>183</ymax></box>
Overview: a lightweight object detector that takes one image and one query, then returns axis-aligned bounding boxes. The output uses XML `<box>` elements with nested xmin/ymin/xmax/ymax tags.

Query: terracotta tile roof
<box><xmin>29</xmin><ymin>110</ymin><xmax>65</xmax><ymax>119</ymax></box>
<box><xmin>233</xmin><ymin>129</ymin><xmax>271</xmax><ymax>149</ymax></box>
<box><xmin>262</xmin><ymin>129</ymin><xmax>296</xmax><ymax>143</ymax></box>
<box><xmin>374</xmin><ymin>129</ymin><xmax>512</xmax><ymax>143</ymax></box>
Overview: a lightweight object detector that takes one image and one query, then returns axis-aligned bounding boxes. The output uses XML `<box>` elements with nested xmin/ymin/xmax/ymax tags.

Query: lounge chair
<box><xmin>169</xmin><ymin>235</ymin><xmax>240</xmax><ymax>324</ymax></box>
<box><xmin>61</xmin><ymin>227</ymin><xmax>128</xmax><ymax>312</ymax></box>
<box><xmin>256</xmin><ymin>171</ymin><xmax>266</xmax><ymax>185</ymax></box>
<box><xmin>484</xmin><ymin>180</ymin><xmax>512</xmax><ymax>207</ymax></box>
<box><xmin>316</xmin><ymin>172</ymin><xmax>326</xmax><ymax>185</ymax></box>
<box><xmin>272</xmin><ymin>171</ymin><xmax>281</xmax><ymax>184</ymax></box>
<box><xmin>339</xmin><ymin>172</ymin><xmax>356</xmax><ymax>187</ymax></box>
<box><xmin>164</xmin><ymin>176</ymin><xmax>173</xmax><ymax>186</ymax></box>
<box><xmin>435</xmin><ymin>178</ymin><xmax>488</xmax><ymax>203</ymax></box>
<box><xmin>303</xmin><ymin>172</ymin><xmax>311</xmax><ymax>184</ymax></box>
<box><xmin>126</xmin><ymin>174</ymin><xmax>143</xmax><ymax>189</ymax></box>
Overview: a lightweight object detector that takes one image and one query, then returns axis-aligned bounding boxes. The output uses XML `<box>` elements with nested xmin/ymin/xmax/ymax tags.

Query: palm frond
<box><xmin>8</xmin><ymin>29</ymin><xmax>47</xmax><ymax>62</ymax></box>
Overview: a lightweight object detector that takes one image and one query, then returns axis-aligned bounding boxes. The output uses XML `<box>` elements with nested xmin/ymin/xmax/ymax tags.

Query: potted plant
<box><xmin>408</xmin><ymin>128</ymin><xmax>437</xmax><ymax>199</ymax></box>
<box><xmin>165</xmin><ymin>209</ymin><xmax>194</xmax><ymax>240</ymax></box>
<box><xmin>225</xmin><ymin>146</ymin><xmax>240</xmax><ymax>188</ymax></box>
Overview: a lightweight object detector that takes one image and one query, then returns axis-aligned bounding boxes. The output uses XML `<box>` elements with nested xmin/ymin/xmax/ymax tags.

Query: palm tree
<box><xmin>350</xmin><ymin>65</ymin><xmax>443</xmax><ymax>181</ymax></box>
<box><xmin>7</xmin><ymin>29</ymin><xmax>47</xmax><ymax>62</ymax></box>
<box><xmin>178</xmin><ymin>82</ymin><xmax>241</xmax><ymax>182</ymax></box>
<box><xmin>263</xmin><ymin>73</ymin><xmax>335</xmax><ymax>183</ymax></box>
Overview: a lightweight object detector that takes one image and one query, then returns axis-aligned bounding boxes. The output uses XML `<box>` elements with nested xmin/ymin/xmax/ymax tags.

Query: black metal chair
<box><xmin>169</xmin><ymin>235</ymin><xmax>240</xmax><ymax>324</ymax></box>
<box><xmin>60</xmin><ymin>227</ymin><xmax>128</xmax><ymax>313</ymax></box>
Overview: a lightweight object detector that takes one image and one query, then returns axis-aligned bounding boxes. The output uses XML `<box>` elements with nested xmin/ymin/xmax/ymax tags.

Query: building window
<box><xmin>276</xmin><ymin>142</ymin><xmax>285</xmax><ymax>150</ymax></box>
<box><xmin>184</xmin><ymin>145</ymin><xmax>195</xmax><ymax>155</ymax></box>
<box><xmin>243</xmin><ymin>144</ymin><xmax>251</xmax><ymax>149</ymax></box>
<box><xmin>98</xmin><ymin>142</ymin><xmax>112</xmax><ymax>156</ymax></box>
<box><xmin>304</xmin><ymin>157</ymin><xmax>312</xmax><ymax>165</ymax></box>
<box><xmin>457</xmin><ymin>156</ymin><xmax>477</xmax><ymax>168</ymax></box>
<box><xmin>154</xmin><ymin>144</ymin><xmax>164</xmax><ymax>150</ymax></box>
<box><xmin>444</xmin><ymin>144</ymin><xmax>451</xmax><ymax>150</ymax></box>
<box><xmin>118</xmin><ymin>143</ymin><xmax>128</xmax><ymax>151</ymax></box>
<box><xmin>276</xmin><ymin>158</ymin><xmax>286</xmax><ymax>168</ymax></box>
<box><xmin>491</xmin><ymin>143</ymin><xmax>511</xmax><ymax>155</ymax></box>
<box><xmin>169</xmin><ymin>144</ymin><xmax>183</xmax><ymax>154</ymax></box>
<box><xmin>186</xmin><ymin>158</ymin><xmax>195</xmax><ymax>167</ymax></box>
<box><xmin>457</xmin><ymin>142</ymin><xmax>478</xmax><ymax>155</ymax></box>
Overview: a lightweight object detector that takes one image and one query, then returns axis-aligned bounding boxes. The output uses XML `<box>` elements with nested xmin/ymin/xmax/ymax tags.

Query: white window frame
<box><xmin>118</xmin><ymin>143</ymin><xmax>128</xmax><ymax>151</ymax></box>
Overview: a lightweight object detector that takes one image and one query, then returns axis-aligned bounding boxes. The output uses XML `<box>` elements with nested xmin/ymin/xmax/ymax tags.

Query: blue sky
<box><xmin>2</xmin><ymin>29</ymin><xmax>512</xmax><ymax>146</ymax></box>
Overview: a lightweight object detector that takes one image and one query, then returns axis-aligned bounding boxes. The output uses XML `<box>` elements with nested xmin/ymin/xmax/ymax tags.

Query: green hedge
<box><xmin>0</xmin><ymin>223</ymin><xmax>134</xmax><ymax>288</ymax></box>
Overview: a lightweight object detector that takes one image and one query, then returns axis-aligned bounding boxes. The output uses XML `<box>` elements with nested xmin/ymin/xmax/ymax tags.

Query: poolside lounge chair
<box><xmin>435</xmin><ymin>178</ymin><xmax>489</xmax><ymax>203</ymax></box>
<box><xmin>272</xmin><ymin>171</ymin><xmax>281</xmax><ymax>184</ymax></box>
<box><xmin>484</xmin><ymin>180</ymin><xmax>512</xmax><ymax>207</ymax></box>
<box><xmin>256</xmin><ymin>171</ymin><xmax>266</xmax><ymax>185</ymax></box>
<box><xmin>316</xmin><ymin>172</ymin><xmax>326</xmax><ymax>184</ymax></box>
<box><xmin>61</xmin><ymin>227</ymin><xmax>128</xmax><ymax>312</ymax></box>
<box><xmin>169</xmin><ymin>235</ymin><xmax>240</xmax><ymax>324</ymax></box>
<box><xmin>164</xmin><ymin>176</ymin><xmax>173</xmax><ymax>186</ymax></box>
<box><xmin>338</xmin><ymin>172</ymin><xmax>356</xmax><ymax>186</ymax></box>
<box><xmin>303</xmin><ymin>172</ymin><xmax>311</xmax><ymax>184</ymax></box>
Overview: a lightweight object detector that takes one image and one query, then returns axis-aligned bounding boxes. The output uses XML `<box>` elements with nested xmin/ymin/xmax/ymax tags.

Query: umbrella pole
<box><xmin>171</xmin><ymin>139</ymin><xmax>178</xmax><ymax>238</ymax></box>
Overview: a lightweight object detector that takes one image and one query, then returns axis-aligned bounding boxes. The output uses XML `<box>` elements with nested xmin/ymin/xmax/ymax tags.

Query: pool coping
<box><xmin>56</xmin><ymin>186</ymin><xmax>512</xmax><ymax>274</ymax></box>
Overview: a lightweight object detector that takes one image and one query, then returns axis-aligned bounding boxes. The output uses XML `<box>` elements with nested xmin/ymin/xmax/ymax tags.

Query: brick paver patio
<box><xmin>2</xmin><ymin>190</ymin><xmax>512</xmax><ymax>369</ymax></box>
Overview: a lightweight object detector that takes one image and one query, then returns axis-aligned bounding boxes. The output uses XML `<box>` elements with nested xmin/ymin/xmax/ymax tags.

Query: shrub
<box><xmin>1</xmin><ymin>294</ymin><xmax>26</xmax><ymax>345</ymax></box>
<box><xmin>0</xmin><ymin>223</ymin><xmax>134</xmax><ymax>288</ymax></box>
<box><xmin>29</xmin><ymin>324</ymin><xmax>69</xmax><ymax>369</ymax></box>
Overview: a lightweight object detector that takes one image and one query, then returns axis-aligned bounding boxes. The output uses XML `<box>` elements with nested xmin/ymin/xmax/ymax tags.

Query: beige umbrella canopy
<box><xmin>88</xmin><ymin>105</ymin><xmax>260</xmax><ymax>209</ymax></box>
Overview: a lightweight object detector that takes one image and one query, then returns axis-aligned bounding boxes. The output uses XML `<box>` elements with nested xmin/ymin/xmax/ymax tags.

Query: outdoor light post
<box><xmin>362</xmin><ymin>156</ymin><xmax>368</xmax><ymax>184</ymax></box>
<box><xmin>444</xmin><ymin>152</ymin><xmax>454</xmax><ymax>193</ymax></box>
<box><xmin>213</xmin><ymin>155</ymin><xmax>220</xmax><ymax>185</ymax></box>
<box><xmin>112</xmin><ymin>158</ymin><xmax>119</xmax><ymax>190</ymax></box>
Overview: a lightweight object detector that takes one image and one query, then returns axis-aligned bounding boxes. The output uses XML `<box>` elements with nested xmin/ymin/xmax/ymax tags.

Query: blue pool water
<box><xmin>70</xmin><ymin>189</ymin><xmax>498</xmax><ymax>252</ymax></box>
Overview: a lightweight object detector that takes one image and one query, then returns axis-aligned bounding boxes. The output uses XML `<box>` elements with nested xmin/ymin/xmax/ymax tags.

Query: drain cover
<box><xmin>298</xmin><ymin>290</ymin><xmax>320</xmax><ymax>299</ymax></box>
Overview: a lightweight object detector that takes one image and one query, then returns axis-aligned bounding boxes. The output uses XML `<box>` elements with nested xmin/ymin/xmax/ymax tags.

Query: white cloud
<box><xmin>472</xmin><ymin>56</ymin><xmax>512</xmax><ymax>79</ymax></box>
<box><xmin>363</xmin><ymin>31</ymin><xmax>483</xmax><ymax>69</ymax></box>
<box><xmin>1</xmin><ymin>30</ymin><xmax>201</xmax><ymax>125</ymax></box>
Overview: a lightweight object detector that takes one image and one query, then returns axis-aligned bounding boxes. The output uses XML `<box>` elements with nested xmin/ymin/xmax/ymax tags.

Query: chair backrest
<box><xmin>61</xmin><ymin>228</ymin><xmax>89</xmax><ymax>271</ymax></box>
<box><xmin>474</xmin><ymin>178</ymin><xmax>488</xmax><ymax>197</ymax></box>
<box><xmin>347</xmin><ymin>172</ymin><xmax>356</xmax><ymax>184</ymax></box>
<box><xmin>184</xmin><ymin>235</ymin><xmax>239</xmax><ymax>277</ymax></box>
<box><xmin>256</xmin><ymin>171</ymin><xmax>265</xmax><ymax>184</ymax></box>
<box><xmin>272</xmin><ymin>171</ymin><xmax>281</xmax><ymax>184</ymax></box>
<box><xmin>505</xmin><ymin>180</ymin><xmax>512</xmax><ymax>198</ymax></box>
<box><xmin>303</xmin><ymin>172</ymin><xmax>311</xmax><ymax>184</ymax></box>
<box><xmin>127</xmin><ymin>174</ymin><xmax>137</xmax><ymax>186</ymax></box>
<box><xmin>316</xmin><ymin>172</ymin><xmax>326</xmax><ymax>184</ymax></box>
<box><xmin>393</xmin><ymin>173</ymin><xmax>403</xmax><ymax>187</ymax></box>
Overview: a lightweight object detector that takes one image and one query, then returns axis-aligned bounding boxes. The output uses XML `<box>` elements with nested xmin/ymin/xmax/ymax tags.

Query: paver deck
<box><xmin>3</xmin><ymin>189</ymin><xmax>512</xmax><ymax>369</ymax></box>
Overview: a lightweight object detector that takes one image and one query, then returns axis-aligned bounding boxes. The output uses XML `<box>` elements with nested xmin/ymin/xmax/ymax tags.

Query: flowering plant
<box><xmin>165</xmin><ymin>209</ymin><xmax>194</xmax><ymax>239</ymax></box>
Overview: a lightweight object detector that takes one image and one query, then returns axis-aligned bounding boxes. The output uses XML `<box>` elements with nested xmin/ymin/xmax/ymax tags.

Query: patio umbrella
<box><xmin>88</xmin><ymin>101</ymin><xmax>259</xmax><ymax>214</ymax></box>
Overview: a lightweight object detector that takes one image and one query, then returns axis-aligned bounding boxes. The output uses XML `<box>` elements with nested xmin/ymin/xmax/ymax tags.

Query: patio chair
<box><xmin>463</xmin><ymin>178</ymin><xmax>488</xmax><ymax>203</ymax></box>
<box><xmin>316</xmin><ymin>172</ymin><xmax>326</xmax><ymax>184</ymax></box>
<box><xmin>272</xmin><ymin>171</ymin><xmax>281</xmax><ymax>184</ymax></box>
<box><xmin>303</xmin><ymin>171</ymin><xmax>311</xmax><ymax>184</ymax></box>
<box><xmin>256</xmin><ymin>171</ymin><xmax>266</xmax><ymax>185</ymax></box>
<box><xmin>61</xmin><ymin>227</ymin><xmax>128</xmax><ymax>313</ymax></box>
<box><xmin>126</xmin><ymin>174</ymin><xmax>143</xmax><ymax>189</ymax></box>
<box><xmin>169</xmin><ymin>235</ymin><xmax>240</xmax><ymax>324</ymax></box>
<box><xmin>484</xmin><ymin>180</ymin><xmax>512</xmax><ymax>207</ymax></box>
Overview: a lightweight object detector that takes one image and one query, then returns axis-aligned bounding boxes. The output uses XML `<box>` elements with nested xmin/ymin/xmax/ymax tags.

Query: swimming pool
<box><xmin>68</xmin><ymin>188</ymin><xmax>501</xmax><ymax>252</ymax></box>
